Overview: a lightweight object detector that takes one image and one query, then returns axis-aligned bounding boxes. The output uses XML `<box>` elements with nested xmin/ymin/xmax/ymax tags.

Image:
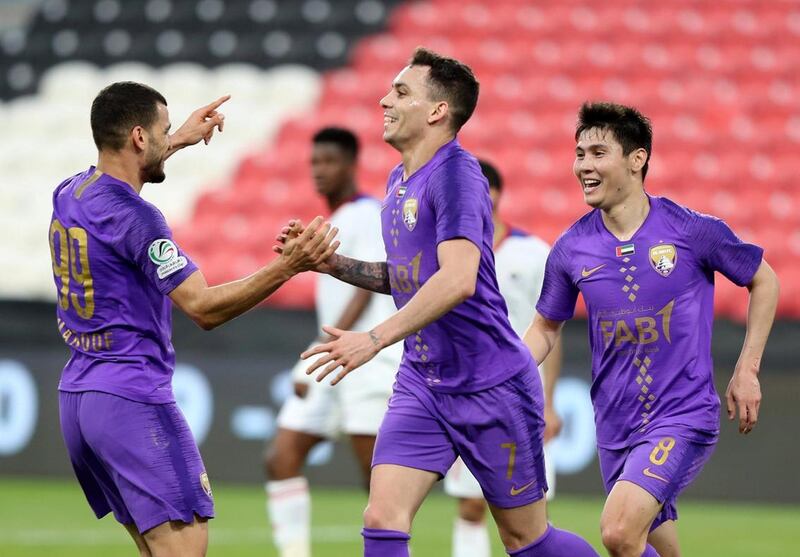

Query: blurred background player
<box><xmin>525</xmin><ymin>102</ymin><xmax>780</xmax><ymax>557</ymax></box>
<box><xmin>263</xmin><ymin>127</ymin><xmax>401</xmax><ymax>557</ymax></box>
<box><xmin>443</xmin><ymin>159</ymin><xmax>564</xmax><ymax>557</ymax></box>
<box><xmin>51</xmin><ymin>81</ymin><xmax>338</xmax><ymax>557</ymax></box>
<box><xmin>299</xmin><ymin>47</ymin><xmax>599</xmax><ymax>557</ymax></box>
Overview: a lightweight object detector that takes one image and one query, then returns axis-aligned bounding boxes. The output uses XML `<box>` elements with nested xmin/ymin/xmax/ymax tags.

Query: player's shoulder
<box><xmin>554</xmin><ymin>208</ymin><xmax>599</xmax><ymax>248</ymax></box>
<box><xmin>653</xmin><ymin>195</ymin><xmax>723</xmax><ymax>236</ymax></box>
<box><xmin>504</xmin><ymin>229</ymin><xmax>550</xmax><ymax>252</ymax></box>
<box><xmin>334</xmin><ymin>194</ymin><xmax>381</xmax><ymax>224</ymax></box>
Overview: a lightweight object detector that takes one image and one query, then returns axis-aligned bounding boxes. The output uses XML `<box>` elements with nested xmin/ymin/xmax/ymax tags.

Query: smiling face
<box><xmin>574</xmin><ymin>126</ymin><xmax>647</xmax><ymax>210</ymax></box>
<box><xmin>379</xmin><ymin>65</ymin><xmax>442</xmax><ymax>150</ymax></box>
<box><xmin>140</xmin><ymin>103</ymin><xmax>171</xmax><ymax>184</ymax></box>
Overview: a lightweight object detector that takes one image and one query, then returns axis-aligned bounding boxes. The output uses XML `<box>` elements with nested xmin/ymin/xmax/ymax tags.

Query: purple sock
<box><xmin>642</xmin><ymin>544</ymin><xmax>661</xmax><ymax>557</ymax></box>
<box><xmin>507</xmin><ymin>525</ymin><xmax>601</xmax><ymax>556</ymax></box>
<box><xmin>362</xmin><ymin>527</ymin><xmax>410</xmax><ymax>557</ymax></box>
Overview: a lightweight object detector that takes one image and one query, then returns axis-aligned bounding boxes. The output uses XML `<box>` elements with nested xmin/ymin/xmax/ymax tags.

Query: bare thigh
<box><xmin>649</xmin><ymin>520</ymin><xmax>681</xmax><ymax>557</ymax></box>
<box><xmin>363</xmin><ymin>464</ymin><xmax>439</xmax><ymax>532</ymax></box>
<box><xmin>143</xmin><ymin>515</ymin><xmax>208</xmax><ymax>557</ymax></box>
<box><xmin>124</xmin><ymin>523</ymin><xmax>151</xmax><ymax>557</ymax></box>
<box><xmin>264</xmin><ymin>427</ymin><xmax>326</xmax><ymax>480</ymax></box>
<box><xmin>349</xmin><ymin>434</ymin><xmax>378</xmax><ymax>488</ymax></box>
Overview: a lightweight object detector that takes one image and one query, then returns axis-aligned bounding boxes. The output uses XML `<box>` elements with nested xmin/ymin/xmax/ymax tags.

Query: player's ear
<box><xmin>629</xmin><ymin>148</ymin><xmax>648</xmax><ymax>174</ymax></box>
<box><xmin>427</xmin><ymin>101</ymin><xmax>449</xmax><ymax>126</ymax></box>
<box><xmin>130</xmin><ymin>125</ymin><xmax>147</xmax><ymax>152</ymax></box>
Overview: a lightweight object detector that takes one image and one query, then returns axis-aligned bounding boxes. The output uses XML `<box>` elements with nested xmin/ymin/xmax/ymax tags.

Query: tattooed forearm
<box><xmin>328</xmin><ymin>254</ymin><xmax>391</xmax><ymax>294</ymax></box>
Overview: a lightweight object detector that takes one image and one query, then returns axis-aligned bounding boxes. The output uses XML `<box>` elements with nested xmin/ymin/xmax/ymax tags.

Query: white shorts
<box><xmin>277</xmin><ymin>355</ymin><xmax>396</xmax><ymax>438</ymax></box>
<box><xmin>444</xmin><ymin>443</ymin><xmax>556</xmax><ymax>501</ymax></box>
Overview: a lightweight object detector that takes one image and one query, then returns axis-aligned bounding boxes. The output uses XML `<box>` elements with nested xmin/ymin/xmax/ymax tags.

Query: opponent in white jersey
<box><xmin>263</xmin><ymin>128</ymin><xmax>400</xmax><ymax>557</ymax></box>
<box><xmin>443</xmin><ymin>160</ymin><xmax>563</xmax><ymax>557</ymax></box>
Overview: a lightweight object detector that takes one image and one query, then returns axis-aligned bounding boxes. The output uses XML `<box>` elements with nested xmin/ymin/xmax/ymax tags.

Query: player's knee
<box><xmin>363</xmin><ymin>502</ymin><xmax>410</xmax><ymax>532</ymax></box>
<box><xmin>263</xmin><ymin>444</ymin><xmax>299</xmax><ymax>480</ymax></box>
<box><xmin>458</xmin><ymin>498</ymin><xmax>486</xmax><ymax>523</ymax></box>
<box><xmin>601</xmin><ymin>522</ymin><xmax>644</xmax><ymax>557</ymax></box>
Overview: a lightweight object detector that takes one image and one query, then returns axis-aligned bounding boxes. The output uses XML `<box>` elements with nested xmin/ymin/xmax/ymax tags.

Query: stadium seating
<box><xmin>3</xmin><ymin>0</ymin><xmax>798</xmax><ymax>318</ymax></box>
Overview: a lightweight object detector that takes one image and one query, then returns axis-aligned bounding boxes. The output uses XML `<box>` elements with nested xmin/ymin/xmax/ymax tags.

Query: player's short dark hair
<box><xmin>312</xmin><ymin>127</ymin><xmax>359</xmax><ymax>160</ymax></box>
<box><xmin>409</xmin><ymin>47</ymin><xmax>479</xmax><ymax>133</ymax></box>
<box><xmin>575</xmin><ymin>102</ymin><xmax>653</xmax><ymax>180</ymax></box>
<box><xmin>90</xmin><ymin>81</ymin><xmax>167</xmax><ymax>151</ymax></box>
<box><xmin>478</xmin><ymin>159</ymin><xmax>503</xmax><ymax>191</ymax></box>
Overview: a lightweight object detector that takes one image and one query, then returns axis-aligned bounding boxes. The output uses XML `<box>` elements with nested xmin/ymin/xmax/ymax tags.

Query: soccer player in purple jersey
<box><xmin>524</xmin><ymin>102</ymin><xmax>780</xmax><ymax>557</ymax></box>
<box><xmin>49</xmin><ymin>81</ymin><xmax>338</xmax><ymax>557</ymax></box>
<box><xmin>293</xmin><ymin>49</ymin><xmax>599</xmax><ymax>557</ymax></box>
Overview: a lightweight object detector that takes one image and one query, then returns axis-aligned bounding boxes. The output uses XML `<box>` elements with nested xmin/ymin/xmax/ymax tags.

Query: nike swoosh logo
<box><xmin>509</xmin><ymin>480</ymin><xmax>536</xmax><ymax>496</ymax></box>
<box><xmin>642</xmin><ymin>468</ymin><xmax>669</xmax><ymax>483</ymax></box>
<box><xmin>581</xmin><ymin>264</ymin><xmax>606</xmax><ymax>278</ymax></box>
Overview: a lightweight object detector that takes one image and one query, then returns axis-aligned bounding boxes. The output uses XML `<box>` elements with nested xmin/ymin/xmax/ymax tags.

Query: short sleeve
<box><xmin>535</xmin><ymin>238</ymin><xmax>579</xmax><ymax>321</ymax></box>
<box><xmin>110</xmin><ymin>201</ymin><xmax>198</xmax><ymax>295</ymax></box>
<box><xmin>692</xmin><ymin>214</ymin><xmax>763</xmax><ymax>286</ymax></box>
<box><xmin>428</xmin><ymin>160</ymin><xmax>486</xmax><ymax>248</ymax></box>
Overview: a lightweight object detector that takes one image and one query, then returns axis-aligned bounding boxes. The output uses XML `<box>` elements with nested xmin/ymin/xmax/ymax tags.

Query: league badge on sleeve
<box><xmin>649</xmin><ymin>243</ymin><xmax>677</xmax><ymax>277</ymax></box>
<box><xmin>402</xmin><ymin>198</ymin><xmax>418</xmax><ymax>231</ymax></box>
<box><xmin>148</xmin><ymin>239</ymin><xmax>188</xmax><ymax>279</ymax></box>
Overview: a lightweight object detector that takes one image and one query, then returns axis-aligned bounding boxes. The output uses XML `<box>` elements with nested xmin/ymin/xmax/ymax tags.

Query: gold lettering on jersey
<box><xmin>389</xmin><ymin>252</ymin><xmax>422</xmax><ymax>294</ymax></box>
<box><xmin>49</xmin><ymin>220</ymin><xmax>96</xmax><ymax>319</ymax></box>
<box><xmin>57</xmin><ymin>318</ymin><xmax>113</xmax><ymax>352</ymax></box>
<box><xmin>600</xmin><ymin>299</ymin><xmax>676</xmax><ymax>347</ymax></box>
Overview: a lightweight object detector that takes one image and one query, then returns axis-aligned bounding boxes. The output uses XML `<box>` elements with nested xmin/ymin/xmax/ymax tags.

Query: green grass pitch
<box><xmin>1</xmin><ymin>477</ymin><xmax>798</xmax><ymax>556</ymax></box>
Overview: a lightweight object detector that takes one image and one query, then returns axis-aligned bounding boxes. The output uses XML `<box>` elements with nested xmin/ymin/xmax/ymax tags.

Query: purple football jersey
<box><xmin>381</xmin><ymin>139</ymin><xmax>533</xmax><ymax>393</ymax></box>
<box><xmin>49</xmin><ymin>167</ymin><xmax>198</xmax><ymax>403</ymax></box>
<box><xmin>536</xmin><ymin>195</ymin><xmax>763</xmax><ymax>448</ymax></box>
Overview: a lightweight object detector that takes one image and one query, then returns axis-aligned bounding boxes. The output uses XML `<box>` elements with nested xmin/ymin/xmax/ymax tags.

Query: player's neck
<box><xmin>400</xmin><ymin>132</ymin><xmax>454</xmax><ymax>180</ymax></box>
<box><xmin>96</xmin><ymin>153</ymin><xmax>144</xmax><ymax>194</ymax></box>
<box><xmin>327</xmin><ymin>183</ymin><xmax>357</xmax><ymax>212</ymax></box>
<box><xmin>600</xmin><ymin>189</ymin><xmax>650</xmax><ymax>241</ymax></box>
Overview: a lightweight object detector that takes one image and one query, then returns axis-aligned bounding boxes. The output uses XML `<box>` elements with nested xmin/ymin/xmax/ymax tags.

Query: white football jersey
<box><xmin>494</xmin><ymin>228</ymin><xmax>551</xmax><ymax>338</ymax></box>
<box><xmin>316</xmin><ymin>195</ymin><xmax>401</xmax><ymax>365</ymax></box>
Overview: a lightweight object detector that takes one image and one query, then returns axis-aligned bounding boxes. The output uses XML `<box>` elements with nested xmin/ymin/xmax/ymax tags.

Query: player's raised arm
<box><xmin>170</xmin><ymin>216</ymin><xmax>339</xmax><ymax>330</ymax></box>
<box><xmin>725</xmin><ymin>259</ymin><xmax>780</xmax><ymax>434</ymax></box>
<box><xmin>165</xmin><ymin>94</ymin><xmax>231</xmax><ymax>159</ymax></box>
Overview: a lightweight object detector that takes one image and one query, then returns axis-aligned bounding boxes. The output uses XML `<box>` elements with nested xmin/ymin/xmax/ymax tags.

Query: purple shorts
<box><xmin>59</xmin><ymin>390</ymin><xmax>215</xmax><ymax>533</ymax></box>
<box><xmin>598</xmin><ymin>426</ymin><xmax>716</xmax><ymax>530</ymax></box>
<box><xmin>373</xmin><ymin>366</ymin><xmax>547</xmax><ymax>508</ymax></box>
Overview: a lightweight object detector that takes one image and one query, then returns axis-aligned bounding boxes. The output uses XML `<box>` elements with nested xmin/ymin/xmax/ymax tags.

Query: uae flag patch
<box><xmin>616</xmin><ymin>244</ymin><xmax>635</xmax><ymax>257</ymax></box>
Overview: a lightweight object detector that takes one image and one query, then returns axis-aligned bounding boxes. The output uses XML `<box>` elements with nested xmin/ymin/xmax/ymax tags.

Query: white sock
<box><xmin>452</xmin><ymin>517</ymin><xmax>490</xmax><ymax>557</ymax></box>
<box><xmin>266</xmin><ymin>477</ymin><xmax>310</xmax><ymax>557</ymax></box>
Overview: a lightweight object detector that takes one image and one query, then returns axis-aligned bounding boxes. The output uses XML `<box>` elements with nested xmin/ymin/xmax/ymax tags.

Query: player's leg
<box><xmin>600</xmin><ymin>430</ymin><xmax>716</xmax><ymax>557</ymax></box>
<box><xmin>341</xmin><ymin>357</ymin><xmax>395</xmax><ymax>489</ymax></box>
<box><xmin>124</xmin><ymin>523</ymin><xmax>152</xmax><ymax>556</ymax></box>
<box><xmin>349</xmin><ymin>434</ymin><xmax>378</xmax><ymax>488</ymax></box>
<box><xmin>648</xmin><ymin>520</ymin><xmax>680</xmax><ymax>557</ymax></box>
<box><xmin>450</xmin><ymin>371</ymin><xmax>599</xmax><ymax>556</ymax></box>
<box><xmin>444</xmin><ymin>458</ymin><xmax>490</xmax><ymax>557</ymax></box>
<box><xmin>142</xmin><ymin>516</ymin><xmax>209</xmax><ymax>556</ymax></box>
<box><xmin>362</xmin><ymin>463</ymin><xmax>439</xmax><ymax>555</ymax></box>
<box><xmin>365</xmin><ymin>377</ymin><xmax>459</xmax><ymax>556</ymax></box>
<box><xmin>74</xmin><ymin>392</ymin><xmax>214</xmax><ymax>553</ymax></box>
<box><xmin>265</xmin><ymin>376</ymin><xmax>336</xmax><ymax>557</ymax></box>
<box><xmin>600</xmin><ymin>480</ymin><xmax>662</xmax><ymax>557</ymax></box>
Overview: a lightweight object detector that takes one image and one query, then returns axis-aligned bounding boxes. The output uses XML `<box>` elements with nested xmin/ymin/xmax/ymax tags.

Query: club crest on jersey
<box><xmin>199</xmin><ymin>472</ymin><xmax>213</xmax><ymax>498</ymax></box>
<box><xmin>403</xmin><ymin>198</ymin><xmax>418</xmax><ymax>231</ymax></box>
<box><xmin>649</xmin><ymin>243</ymin><xmax>677</xmax><ymax>277</ymax></box>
